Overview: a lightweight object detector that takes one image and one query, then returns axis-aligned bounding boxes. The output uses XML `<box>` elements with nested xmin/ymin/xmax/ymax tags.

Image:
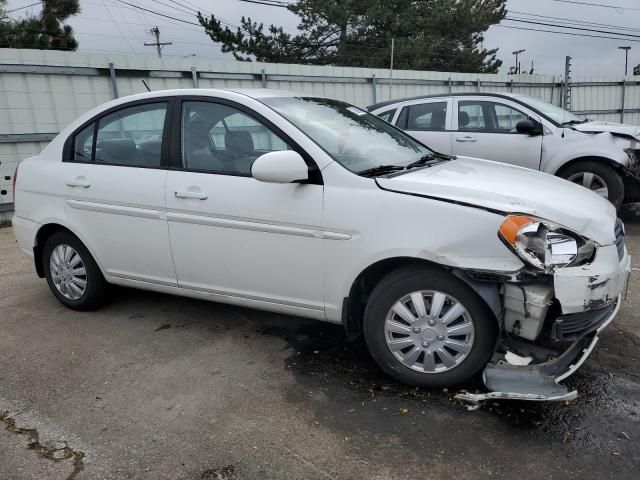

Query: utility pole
<box><xmin>619</xmin><ymin>46</ymin><xmax>631</xmax><ymax>75</ymax></box>
<box><xmin>563</xmin><ymin>56</ymin><xmax>572</xmax><ymax>110</ymax></box>
<box><xmin>512</xmin><ymin>49</ymin><xmax>525</xmax><ymax>74</ymax></box>
<box><xmin>144</xmin><ymin>26</ymin><xmax>172</xmax><ymax>59</ymax></box>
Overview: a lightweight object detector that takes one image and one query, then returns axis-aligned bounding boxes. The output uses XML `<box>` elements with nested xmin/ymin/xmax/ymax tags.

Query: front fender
<box><xmin>541</xmin><ymin>131</ymin><xmax>630</xmax><ymax>174</ymax></box>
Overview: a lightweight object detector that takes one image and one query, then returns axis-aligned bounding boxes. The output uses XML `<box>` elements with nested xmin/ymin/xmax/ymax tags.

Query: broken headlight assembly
<box><xmin>499</xmin><ymin>215</ymin><xmax>596</xmax><ymax>272</ymax></box>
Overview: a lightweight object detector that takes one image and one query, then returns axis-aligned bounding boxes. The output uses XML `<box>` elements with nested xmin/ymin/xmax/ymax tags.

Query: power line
<box><xmin>496</xmin><ymin>24</ymin><xmax>640</xmax><ymax>43</ymax></box>
<box><xmin>504</xmin><ymin>16</ymin><xmax>640</xmax><ymax>40</ymax></box>
<box><xmin>114</xmin><ymin>0</ymin><xmax>202</xmax><ymax>26</ymax></box>
<box><xmin>5</xmin><ymin>1</ymin><xmax>41</xmax><ymax>14</ymax></box>
<box><xmin>552</xmin><ymin>0</ymin><xmax>640</xmax><ymax>11</ymax></box>
<box><xmin>510</xmin><ymin>9</ymin><xmax>640</xmax><ymax>33</ymax></box>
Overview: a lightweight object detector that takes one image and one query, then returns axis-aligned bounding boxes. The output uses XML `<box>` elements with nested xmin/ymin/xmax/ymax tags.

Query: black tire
<box><xmin>559</xmin><ymin>161</ymin><xmax>625</xmax><ymax>209</ymax></box>
<box><xmin>363</xmin><ymin>266</ymin><xmax>498</xmax><ymax>388</ymax></box>
<box><xmin>43</xmin><ymin>231</ymin><xmax>108</xmax><ymax>310</ymax></box>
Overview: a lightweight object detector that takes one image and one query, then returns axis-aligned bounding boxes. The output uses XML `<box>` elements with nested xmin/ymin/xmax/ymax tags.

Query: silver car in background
<box><xmin>369</xmin><ymin>93</ymin><xmax>640</xmax><ymax>209</ymax></box>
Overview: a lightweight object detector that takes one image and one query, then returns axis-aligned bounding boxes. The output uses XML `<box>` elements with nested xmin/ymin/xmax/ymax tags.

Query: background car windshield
<box><xmin>517</xmin><ymin>95</ymin><xmax>582</xmax><ymax>124</ymax></box>
<box><xmin>262</xmin><ymin>97</ymin><xmax>431</xmax><ymax>173</ymax></box>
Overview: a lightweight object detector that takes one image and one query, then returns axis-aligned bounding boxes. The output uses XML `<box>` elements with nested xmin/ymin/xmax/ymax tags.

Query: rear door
<box><xmin>61</xmin><ymin>99</ymin><xmax>176</xmax><ymax>286</ymax></box>
<box><xmin>451</xmin><ymin>97</ymin><xmax>543</xmax><ymax>169</ymax></box>
<box><xmin>393</xmin><ymin>98</ymin><xmax>452</xmax><ymax>154</ymax></box>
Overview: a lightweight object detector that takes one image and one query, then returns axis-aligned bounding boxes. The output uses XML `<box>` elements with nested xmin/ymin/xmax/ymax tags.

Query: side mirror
<box><xmin>251</xmin><ymin>150</ymin><xmax>309</xmax><ymax>184</ymax></box>
<box><xmin>516</xmin><ymin>119</ymin><xmax>543</xmax><ymax>136</ymax></box>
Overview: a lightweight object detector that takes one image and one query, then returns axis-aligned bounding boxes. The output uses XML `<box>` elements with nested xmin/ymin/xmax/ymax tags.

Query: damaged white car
<box><xmin>12</xmin><ymin>89</ymin><xmax>630</xmax><ymax>402</ymax></box>
<box><xmin>369</xmin><ymin>93</ymin><xmax>640</xmax><ymax>210</ymax></box>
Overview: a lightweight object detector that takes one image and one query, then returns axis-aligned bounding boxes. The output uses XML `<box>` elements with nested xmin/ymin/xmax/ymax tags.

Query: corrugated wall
<box><xmin>0</xmin><ymin>49</ymin><xmax>637</xmax><ymax>207</ymax></box>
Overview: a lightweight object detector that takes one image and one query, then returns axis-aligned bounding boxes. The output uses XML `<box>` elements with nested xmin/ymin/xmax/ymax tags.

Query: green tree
<box><xmin>198</xmin><ymin>0</ymin><xmax>506</xmax><ymax>73</ymax></box>
<box><xmin>0</xmin><ymin>0</ymin><xmax>80</xmax><ymax>51</ymax></box>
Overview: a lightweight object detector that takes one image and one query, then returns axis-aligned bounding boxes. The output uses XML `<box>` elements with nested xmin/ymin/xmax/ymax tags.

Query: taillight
<box><xmin>12</xmin><ymin>164</ymin><xmax>18</xmax><ymax>198</ymax></box>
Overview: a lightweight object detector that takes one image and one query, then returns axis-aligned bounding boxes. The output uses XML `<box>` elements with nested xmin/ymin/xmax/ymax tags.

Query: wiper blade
<box><xmin>561</xmin><ymin>120</ymin><xmax>584</xmax><ymax>126</ymax></box>
<box><xmin>405</xmin><ymin>153</ymin><xmax>452</xmax><ymax>169</ymax></box>
<box><xmin>359</xmin><ymin>164</ymin><xmax>406</xmax><ymax>177</ymax></box>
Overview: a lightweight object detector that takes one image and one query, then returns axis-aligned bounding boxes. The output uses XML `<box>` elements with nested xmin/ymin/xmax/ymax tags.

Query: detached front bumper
<box><xmin>457</xmin><ymin>245</ymin><xmax>630</xmax><ymax>404</ymax></box>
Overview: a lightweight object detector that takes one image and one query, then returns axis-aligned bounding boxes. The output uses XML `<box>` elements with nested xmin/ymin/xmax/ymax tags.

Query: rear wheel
<box><xmin>363</xmin><ymin>266</ymin><xmax>498</xmax><ymax>388</ymax></box>
<box><xmin>43</xmin><ymin>231</ymin><xmax>108</xmax><ymax>310</ymax></box>
<box><xmin>559</xmin><ymin>161</ymin><xmax>625</xmax><ymax>209</ymax></box>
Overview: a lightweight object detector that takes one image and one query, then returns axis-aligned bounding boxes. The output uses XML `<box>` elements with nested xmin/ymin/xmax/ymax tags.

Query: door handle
<box><xmin>66</xmin><ymin>179</ymin><xmax>91</xmax><ymax>188</ymax></box>
<box><xmin>175</xmin><ymin>190</ymin><xmax>208</xmax><ymax>200</ymax></box>
<box><xmin>455</xmin><ymin>136</ymin><xmax>477</xmax><ymax>143</ymax></box>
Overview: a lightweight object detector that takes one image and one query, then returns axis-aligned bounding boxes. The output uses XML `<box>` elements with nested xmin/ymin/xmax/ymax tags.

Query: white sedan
<box><xmin>369</xmin><ymin>93</ymin><xmax>640</xmax><ymax>209</ymax></box>
<box><xmin>12</xmin><ymin>89</ymin><xmax>630</xmax><ymax>402</ymax></box>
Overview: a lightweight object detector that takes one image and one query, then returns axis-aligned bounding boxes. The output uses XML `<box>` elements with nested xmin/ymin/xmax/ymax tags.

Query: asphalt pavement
<box><xmin>1</xmin><ymin>218</ymin><xmax>639</xmax><ymax>480</ymax></box>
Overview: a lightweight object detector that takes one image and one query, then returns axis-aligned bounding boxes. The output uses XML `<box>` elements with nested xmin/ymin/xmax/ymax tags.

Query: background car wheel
<box><xmin>363</xmin><ymin>266</ymin><xmax>498</xmax><ymax>389</ymax></box>
<box><xmin>559</xmin><ymin>161</ymin><xmax>625</xmax><ymax>209</ymax></box>
<box><xmin>43</xmin><ymin>231</ymin><xmax>108</xmax><ymax>310</ymax></box>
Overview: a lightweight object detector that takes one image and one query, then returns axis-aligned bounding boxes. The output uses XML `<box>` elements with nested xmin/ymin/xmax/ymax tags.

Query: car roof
<box><xmin>367</xmin><ymin>92</ymin><xmax>524</xmax><ymax>111</ymax></box>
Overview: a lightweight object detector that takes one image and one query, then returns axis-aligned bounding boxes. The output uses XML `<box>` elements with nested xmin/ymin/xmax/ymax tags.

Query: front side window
<box><xmin>406</xmin><ymin>102</ymin><xmax>448</xmax><ymax>131</ymax></box>
<box><xmin>262</xmin><ymin>97</ymin><xmax>431</xmax><ymax>174</ymax></box>
<box><xmin>458</xmin><ymin>102</ymin><xmax>487</xmax><ymax>131</ymax></box>
<box><xmin>181</xmin><ymin>101</ymin><xmax>291</xmax><ymax>175</ymax></box>
<box><xmin>94</xmin><ymin>103</ymin><xmax>167</xmax><ymax>167</ymax></box>
<box><xmin>376</xmin><ymin>108</ymin><xmax>397</xmax><ymax>122</ymax></box>
<box><xmin>73</xmin><ymin>123</ymin><xmax>94</xmax><ymax>161</ymax></box>
<box><xmin>494</xmin><ymin>104</ymin><xmax>528</xmax><ymax>132</ymax></box>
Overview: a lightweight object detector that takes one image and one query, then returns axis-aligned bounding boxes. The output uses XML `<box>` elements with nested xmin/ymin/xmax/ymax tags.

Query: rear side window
<box><xmin>94</xmin><ymin>103</ymin><xmax>167</xmax><ymax>167</ymax></box>
<box><xmin>406</xmin><ymin>102</ymin><xmax>448</xmax><ymax>131</ymax></box>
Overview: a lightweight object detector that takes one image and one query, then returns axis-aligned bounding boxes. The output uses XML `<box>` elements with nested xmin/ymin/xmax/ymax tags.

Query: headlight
<box><xmin>499</xmin><ymin>215</ymin><xmax>596</xmax><ymax>272</ymax></box>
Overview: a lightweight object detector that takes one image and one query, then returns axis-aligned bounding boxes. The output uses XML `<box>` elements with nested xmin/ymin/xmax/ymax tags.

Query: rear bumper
<box><xmin>11</xmin><ymin>215</ymin><xmax>38</xmax><ymax>257</ymax></box>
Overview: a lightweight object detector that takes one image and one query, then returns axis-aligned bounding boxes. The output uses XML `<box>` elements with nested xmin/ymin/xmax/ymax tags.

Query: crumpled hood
<box><xmin>376</xmin><ymin>157</ymin><xmax>618</xmax><ymax>245</ymax></box>
<box><xmin>573</xmin><ymin>120</ymin><xmax>640</xmax><ymax>141</ymax></box>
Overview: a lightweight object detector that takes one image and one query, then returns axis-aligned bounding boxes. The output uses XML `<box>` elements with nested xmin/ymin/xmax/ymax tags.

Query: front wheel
<box><xmin>363</xmin><ymin>266</ymin><xmax>498</xmax><ymax>388</ymax></box>
<box><xmin>559</xmin><ymin>161</ymin><xmax>625</xmax><ymax>209</ymax></box>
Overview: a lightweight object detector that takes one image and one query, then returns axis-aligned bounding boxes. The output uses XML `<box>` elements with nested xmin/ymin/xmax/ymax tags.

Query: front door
<box><xmin>165</xmin><ymin>98</ymin><xmax>325</xmax><ymax>315</ymax></box>
<box><xmin>451</xmin><ymin>98</ymin><xmax>543</xmax><ymax>170</ymax></box>
<box><xmin>61</xmin><ymin>100</ymin><xmax>176</xmax><ymax>286</ymax></box>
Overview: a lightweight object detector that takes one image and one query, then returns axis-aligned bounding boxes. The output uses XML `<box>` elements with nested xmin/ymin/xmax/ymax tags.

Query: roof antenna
<box><xmin>142</xmin><ymin>79</ymin><xmax>151</xmax><ymax>92</ymax></box>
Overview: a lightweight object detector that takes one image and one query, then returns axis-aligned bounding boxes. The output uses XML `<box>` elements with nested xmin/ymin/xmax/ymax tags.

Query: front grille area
<box><xmin>552</xmin><ymin>301</ymin><xmax>617</xmax><ymax>341</ymax></box>
<box><xmin>615</xmin><ymin>218</ymin><xmax>625</xmax><ymax>261</ymax></box>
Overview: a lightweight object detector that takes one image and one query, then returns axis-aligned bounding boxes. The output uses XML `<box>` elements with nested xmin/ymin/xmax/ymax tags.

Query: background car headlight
<box><xmin>499</xmin><ymin>215</ymin><xmax>596</xmax><ymax>272</ymax></box>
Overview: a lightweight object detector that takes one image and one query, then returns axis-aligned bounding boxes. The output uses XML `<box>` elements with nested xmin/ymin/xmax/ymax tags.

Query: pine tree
<box><xmin>198</xmin><ymin>0</ymin><xmax>506</xmax><ymax>73</ymax></box>
<box><xmin>0</xmin><ymin>0</ymin><xmax>80</xmax><ymax>51</ymax></box>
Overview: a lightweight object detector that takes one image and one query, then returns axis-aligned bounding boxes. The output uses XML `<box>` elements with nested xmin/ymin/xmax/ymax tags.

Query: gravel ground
<box><xmin>1</xmin><ymin>218</ymin><xmax>639</xmax><ymax>480</ymax></box>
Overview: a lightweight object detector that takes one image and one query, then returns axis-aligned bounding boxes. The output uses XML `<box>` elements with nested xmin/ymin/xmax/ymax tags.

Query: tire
<box><xmin>43</xmin><ymin>231</ymin><xmax>108</xmax><ymax>310</ymax></box>
<box><xmin>363</xmin><ymin>266</ymin><xmax>498</xmax><ymax>388</ymax></box>
<box><xmin>559</xmin><ymin>161</ymin><xmax>625</xmax><ymax>209</ymax></box>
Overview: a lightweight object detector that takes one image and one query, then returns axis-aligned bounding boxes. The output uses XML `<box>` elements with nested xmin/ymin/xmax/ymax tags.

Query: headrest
<box><xmin>225</xmin><ymin>130</ymin><xmax>254</xmax><ymax>154</ymax></box>
<box><xmin>459</xmin><ymin>111</ymin><xmax>470</xmax><ymax>128</ymax></box>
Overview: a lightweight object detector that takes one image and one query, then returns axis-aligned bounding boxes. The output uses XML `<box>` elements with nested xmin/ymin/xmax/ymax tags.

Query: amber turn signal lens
<box><xmin>499</xmin><ymin>215</ymin><xmax>536</xmax><ymax>245</ymax></box>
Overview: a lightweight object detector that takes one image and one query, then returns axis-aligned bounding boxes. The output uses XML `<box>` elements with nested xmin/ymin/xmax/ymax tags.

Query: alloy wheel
<box><xmin>49</xmin><ymin>244</ymin><xmax>87</xmax><ymax>300</ymax></box>
<box><xmin>567</xmin><ymin>171</ymin><xmax>609</xmax><ymax>198</ymax></box>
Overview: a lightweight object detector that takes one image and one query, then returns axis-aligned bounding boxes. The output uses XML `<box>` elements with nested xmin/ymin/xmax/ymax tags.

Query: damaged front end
<box><xmin>456</xmin><ymin>219</ymin><xmax>631</xmax><ymax>404</ymax></box>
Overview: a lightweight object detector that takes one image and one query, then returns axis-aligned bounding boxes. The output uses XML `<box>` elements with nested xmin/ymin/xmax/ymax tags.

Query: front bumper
<box><xmin>457</xmin><ymin>245</ymin><xmax>630</xmax><ymax>404</ymax></box>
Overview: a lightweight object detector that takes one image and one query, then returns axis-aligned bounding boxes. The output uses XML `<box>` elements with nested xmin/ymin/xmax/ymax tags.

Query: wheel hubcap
<box><xmin>567</xmin><ymin>172</ymin><xmax>609</xmax><ymax>198</ymax></box>
<box><xmin>384</xmin><ymin>290</ymin><xmax>475</xmax><ymax>374</ymax></box>
<box><xmin>49</xmin><ymin>244</ymin><xmax>87</xmax><ymax>300</ymax></box>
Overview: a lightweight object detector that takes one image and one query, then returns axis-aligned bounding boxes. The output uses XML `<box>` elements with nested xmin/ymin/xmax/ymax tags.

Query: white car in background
<box><xmin>12</xmin><ymin>89</ymin><xmax>630</xmax><ymax>402</ymax></box>
<box><xmin>369</xmin><ymin>93</ymin><xmax>640</xmax><ymax>209</ymax></box>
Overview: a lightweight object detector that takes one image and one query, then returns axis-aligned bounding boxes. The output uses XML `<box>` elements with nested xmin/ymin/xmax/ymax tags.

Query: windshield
<box><xmin>516</xmin><ymin>95</ymin><xmax>583</xmax><ymax>125</ymax></box>
<box><xmin>261</xmin><ymin>97</ymin><xmax>433</xmax><ymax>174</ymax></box>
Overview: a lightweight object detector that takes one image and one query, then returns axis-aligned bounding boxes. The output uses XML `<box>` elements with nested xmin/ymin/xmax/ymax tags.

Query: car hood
<box><xmin>376</xmin><ymin>157</ymin><xmax>617</xmax><ymax>245</ymax></box>
<box><xmin>573</xmin><ymin>120</ymin><xmax>640</xmax><ymax>141</ymax></box>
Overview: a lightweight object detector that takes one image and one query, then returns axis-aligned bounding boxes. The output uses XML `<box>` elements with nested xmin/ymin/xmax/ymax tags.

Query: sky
<box><xmin>3</xmin><ymin>0</ymin><xmax>640</xmax><ymax>77</ymax></box>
